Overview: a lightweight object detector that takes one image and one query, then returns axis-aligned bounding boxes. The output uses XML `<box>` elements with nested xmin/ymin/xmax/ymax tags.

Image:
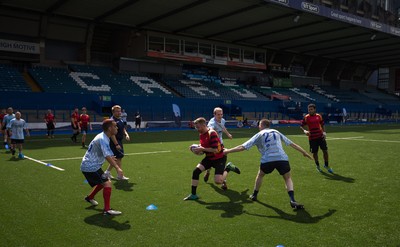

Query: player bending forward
<box><xmin>183</xmin><ymin>117</ymin><xmax>241</xmax><ymax>201</ymax></box>
<box><xmin>224</xmin><ymin>119</ymin><xmax>313</xmax><ymax>209</ymax></box>
<box><xmin>80</xmin><ymin>119</ymin><xmax>126</xmax><ymax>215</ymax></box>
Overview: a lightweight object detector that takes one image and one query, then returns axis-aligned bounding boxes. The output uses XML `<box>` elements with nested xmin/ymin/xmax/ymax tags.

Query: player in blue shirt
<box><xmin>80</xmin><ymin>119</ymin><xmax>126</xmax><ymax>215</ymax></box>
<box><xmin>2</xmin><ymin>107</ymin><xmax>15</xmax><ymax>150</ymax></box>
<box><xmin>224</xmin><ymin>119</ymin><xmax>313</xmax><ymax>209</ymax></box>
<box><xmin>103</xmin><ymin>105</ymin><xmax>130</xmax><ymax>180</ymax></box>
<box><xmin>7</xmin><ymin>112</ymin><xmax>29</xmax><ymax>159</ymax></box>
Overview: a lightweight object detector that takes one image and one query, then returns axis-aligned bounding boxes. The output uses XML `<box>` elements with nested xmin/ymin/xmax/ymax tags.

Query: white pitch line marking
<box><xmin>325</xmin><ymin>136</ymin><xmax>400</xmax><ymax>143</ymax></box>
<box><xmin>24</xmin><ymin>155</ymin><xmax>65</xmax><ymax>171</ymax></box>
<box><xmin>41</xmin><ymin>150</ymin><xmax>171</xmax><ymax>162</ymax></box>
<box><xmin>336</xmin><ymin>138</ymin><xmax>400</xmax><ymax>143</ymax></box>
<box><xmin>326</xmin><ymin>136</ymin><xmax>364</xmax><ymax>140</ymax></box>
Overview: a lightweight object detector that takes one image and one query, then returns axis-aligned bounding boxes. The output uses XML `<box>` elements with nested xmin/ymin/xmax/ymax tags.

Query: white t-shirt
<box><xmin>207</xmin><ymin>117</ymin><xmax>226</xmax><ymax>144</ymax></box>
<box><xmin>242</xmin><ymin>128</ymin><xmax>293</xmax><ymax>163</ymax></box>
<box><xmin>8</xmin><ymin>118</ymin><xmax>27</xmax><ymax>140</ymax></box>
<box><xmin>81</xmin><ymin>132</ymin><xmax>114</xmax><ymax>172</ymax></box>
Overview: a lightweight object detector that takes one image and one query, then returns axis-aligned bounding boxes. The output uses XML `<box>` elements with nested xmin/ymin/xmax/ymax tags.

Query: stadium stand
<box><xmin>0</xmin><ymin>64</ymin><xmax>31</xmax><ymax>92</ymax></box>
<box><xmin>27</xmin><ymin>64</ymin><xmax>175</xmax><ymax>97</ymax></box>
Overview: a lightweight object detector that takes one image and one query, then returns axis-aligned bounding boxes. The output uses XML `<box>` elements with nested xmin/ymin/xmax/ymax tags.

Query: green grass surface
<box><xmin>1</xmin><ymin>124</ymin><xmax>400</xmax><ymax>247</ymax></box>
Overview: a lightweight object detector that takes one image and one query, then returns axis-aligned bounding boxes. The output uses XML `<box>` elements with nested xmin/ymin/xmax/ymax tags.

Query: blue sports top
<box><xmin>242</xmin><ymin>128</ymin><xmax>293</xmax><ymax>163</ymax></box>
<box><xmin>81</xmin><ymin>132</ymin><xmax>114</xmax><ymax>172</ymax></box>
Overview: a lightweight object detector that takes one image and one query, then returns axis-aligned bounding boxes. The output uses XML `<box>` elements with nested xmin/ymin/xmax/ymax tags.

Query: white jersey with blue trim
<box><xmin>207</xmin><ymin>117</ymin><xmax>226</xmax><ymax>144</ymax></box>
<box><xmin>8</xmin><ymin>118</ymin><xmax>27</xmax><ymax>140</ymax></box>
<box><xmin>242</xmin><ymin>128</ymin><xmax>293</xmax><ymax>163</ymax></box>
<box><xmin>81</xmin><ymin>132</ymin><xmax>114</xmax><ymax>172</ymax></box>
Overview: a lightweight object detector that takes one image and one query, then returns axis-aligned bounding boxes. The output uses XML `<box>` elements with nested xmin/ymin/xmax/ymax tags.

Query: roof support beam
<box><xmin>94</xmin><ymin>0</ymin><xmax>141</xmax><ymax>22</ymax></box>
<box><xmin>137</xmin><ymin>0</ymin><xmax>211</xmax><ymax>28</ymax></box>
<box><xmin>173</xmin><ymin>4</ymin><xmax>261</xmax><ymax>33</ymax></box>
<box><xmin>46</xmin><ymin>0</ymin><xmax>70</xmax><ymax>14</ymax></box>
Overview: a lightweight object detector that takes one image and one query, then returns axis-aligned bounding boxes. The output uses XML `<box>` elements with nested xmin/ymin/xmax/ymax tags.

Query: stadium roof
<box><xmin>2</xmin><ymin>0</ymin><xmax>400</xmax><ymax>68</ymax></box>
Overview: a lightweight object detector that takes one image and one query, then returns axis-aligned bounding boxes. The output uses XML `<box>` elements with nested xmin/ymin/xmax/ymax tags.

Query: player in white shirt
<box><xmin>7</xmin><ymin>111</ymin><xmax>29</xmax><ymax>158</ymax></box>
<box><xmin>80</xmin><ymin>119</ymin><xmax>126</xmax><ymax>215</ymax></box>
<box><xmin>224</xmin><ymin>119</ymin><xmax>313</xmax><ymax>209</ymax></box>
<box><xmin>204</xmin><ymin>107</ymin><xmax>233</xmax><ymax>184</ymax></box>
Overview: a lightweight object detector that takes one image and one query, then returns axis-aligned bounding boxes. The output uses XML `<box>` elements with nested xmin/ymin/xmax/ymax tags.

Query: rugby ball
<box><xmin>189</xmin><ymin>144</ymin><xmax>204</xmax><ymax>155</ymax></box>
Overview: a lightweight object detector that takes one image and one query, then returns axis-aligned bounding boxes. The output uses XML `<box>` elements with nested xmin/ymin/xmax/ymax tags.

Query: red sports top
<box><xmin>301</xmin><ymin>113</ymin><xmax>324</xmax><ymax>140</ymax></box>
<box><xmin>79</xmin><ymin>114</ymin><xmax>90</xmax><ymax>128</ymax></box>
<box><xmin>44</xmin><ymin>113</ymin><xmax>55</xmax><ymax>123</ymax></box>
<box><xmin>0</xmin><ymin>113</ymin><xmax>5</xmax><ymax>122</ymax></box>
<box><xmin>71</xmin><ymin>112</ymin><xmax>80</xmax><ymax>125</ymax></box>
<box><xmin>200</xmin><ymin>129</ymin><xmax>224</xmax><ymax>160</ymax></box>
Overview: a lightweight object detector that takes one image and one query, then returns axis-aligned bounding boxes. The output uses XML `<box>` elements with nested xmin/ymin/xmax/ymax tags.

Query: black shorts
<box><xmin>110</xmin><ymin>140</ymin><xmax>124</xmax><ymax>159</ymax></box>
<box><xmin>260</xmin><ymin>160</ymin><xmax>291</xmax><ymax>175</ymax></box>
<box><xmin>82</xmin><ymin>168</ymin><xmax>109</xmax><ymax>187</ymax></box>
<box><xmin>46</xmin><ymin>122</ymin><xmax>55</xmax><ymax>130</ymax></box>
<box><xmin>200</xmin><ymin>156</ymin><xmax>227</xmax><ymax>175</ymax></box>
<box><xmin>81</xmin><ymin>126</ymin><xmax>88</xmax><ymax>134</ymax></box>
<box><xmin>11</xmin><ymin>139</ymin><xmax>24</xmax><ymax>144</ymax></box>
<box><xmin>309</xmin><ymin>137</ymin><xmax>328</xmax><ymax>153</ymax></box>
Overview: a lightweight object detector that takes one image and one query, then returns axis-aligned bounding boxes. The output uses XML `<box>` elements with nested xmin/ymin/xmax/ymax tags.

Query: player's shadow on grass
<box><xmin>321</xmin><ymin>171</ymin><xmax>355</xmax><ymax>183</ymax></box>
<box><xmin>113</xmin><ymin>180</ymin><xmax>136</xmax><ymax>191</ymax></box>
<box><xmin>8</xmin><ymin>156</ymin><xmax>20</xmax><ymax>162</ymax></box>
<box><xmin>84</xmin><ymin>209</ymin><xmax>131</xmax><ymax>231</ymax></box>
<box><xmin>247</xmin><ymin>200</ymin><xmax>336</xmax><ymax>224</ymax></box>
<box><xmin>195</xmin><ymin>184</ymin><xmax>252</xmax><ymax>218</ymax></box>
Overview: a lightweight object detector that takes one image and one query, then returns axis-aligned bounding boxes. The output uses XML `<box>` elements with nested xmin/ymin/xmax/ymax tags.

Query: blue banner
<box><xmin>266</xmin><ymin>0</ymin><xmax>400</xmax><ymax>37</ymax></box>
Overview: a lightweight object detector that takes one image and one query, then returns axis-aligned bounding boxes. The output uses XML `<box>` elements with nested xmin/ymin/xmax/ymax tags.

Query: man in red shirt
<box><xmin>44</xmin><ymin>109</ymin><xmax>56</xmax><ymax>138</ymax></box>
<box><xmin>70</xmin><ymin>108</ymin><xmax>80</xmax><ymax>143</ymax></box>
<box><xmin>79</xmin><ymin>107</ymin><xmax>92</xmax><ymax>148</ymax></box>
<box><xmin>300</xmin><ymin>104</ymin><xmax>333</xmax><ymax>173</ymax></box>
<box><xmin>183</xmin><ymin>117</ymin><xmax>241</xmax><ymax>201</ymax></box>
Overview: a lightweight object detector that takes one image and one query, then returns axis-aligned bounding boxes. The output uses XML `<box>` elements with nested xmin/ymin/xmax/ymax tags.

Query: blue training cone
<box><xmin>146</xmin><ymin>204</ymin><xmax>158</xmax><ymax>210</ymax></box>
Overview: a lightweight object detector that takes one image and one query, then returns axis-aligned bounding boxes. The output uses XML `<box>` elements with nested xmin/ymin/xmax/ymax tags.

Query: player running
<box><xmin>183</xmin><ymin>117</ymin><xmax>240</xmax><ymax>201</ymax></box>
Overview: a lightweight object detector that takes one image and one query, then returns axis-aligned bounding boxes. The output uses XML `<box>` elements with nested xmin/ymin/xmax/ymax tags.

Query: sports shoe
<box><xmin>102</xmin><ymin>171</ymin><xmax>114</xmax><ymax>179</ymax></box>
<box><xmin>18</xmin><ymin>153</ymin><xmax>24</xmax><ymax>159</ymax></box>
<box><xmin>249</xmin><ymin>194</ymin><xmax>258</xmax><ymax>201</ymax></box>
<box><xmin>5</xmin><ymin>144</ymin><xmax>9</xmax><ymax>150</ymax></box>
<box><xmin>226</xmin><ymin>162</ymin><xmax>241</xmax><ymax>174</ymax></box>
<box><xmin>316</xmin><ymin>166</ymin><xmax>322</xmax><ymax>172</ymax></box>
<box><xmin>183</xmin><ymin>194</ymin><xmax>199</xmax><ymax>201</ymax></box>
<box><xmin>103</xmin><ymin>209</ymin><xmax>122</xmax><ymax>215</ymax></box>
<box><xmin>116</xmin><ymin>175</ymin><xmax>129</xmax><ymax>180</ymax></box>
<box><xmin>203</xmin><ymin>171</ymin><xmax>210</xmax><ymax>182</ymax></box>
<box><xmin>324</xmin><ymin>165</ymin><xmax>334</xmax><ymax>173</ymax></box>
<box><xmin>84</xmin><ymin>196</ymin><xmax>98</xmax><ymax>206</ymax></box>
<box><xmin>290</xmin><ymin>201</ymin><xmax>304</xmax><ymax>209</ymax></box>
<box><xmin>221</xmin><ymin>181</ymin><xmax>228</xmax><ymax>191</ymax></box>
